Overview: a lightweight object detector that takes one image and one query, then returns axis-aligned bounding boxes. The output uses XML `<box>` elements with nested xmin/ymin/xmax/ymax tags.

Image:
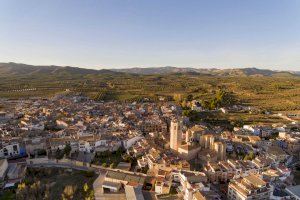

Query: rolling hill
<box><xmin>0</xmin><ymin>62</ymin><xmax>300</xmax><ymax>111</ymax></box>
<box><xmin>0</xmin><ymin>62</ymin><xmax>298</xmax><ymax>77</ymax></box>
<box><xmin>112</xmin><ymin>66</ymin><xmax>299</xmax><ymax>77</ymax></box>
<box><xmin>0</xmin><ymin>62</ymin><xmax>120</xmax><ymax>76</ymax></box>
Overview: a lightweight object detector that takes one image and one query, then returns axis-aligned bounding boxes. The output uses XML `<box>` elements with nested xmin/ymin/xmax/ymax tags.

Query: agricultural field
<box><xmin>1</xmin><ymin>168</ymin><xmax>97</xmax><ymax>200</ymax></box>
<box><xmin>1</xmin><ymin>63</ymin><xmax>300</xmax><ymax>111</ymax></box>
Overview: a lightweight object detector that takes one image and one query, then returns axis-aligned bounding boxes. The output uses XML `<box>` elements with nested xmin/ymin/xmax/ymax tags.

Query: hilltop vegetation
<box><xmin>112</xmin><ymin>66</ymin><xmax>299</xmax><ymax>76</ymax></box>
<box><xmin>0</xmin><ymin>63</ymin><xmax>300</xmax><ymax>111</ymax></box>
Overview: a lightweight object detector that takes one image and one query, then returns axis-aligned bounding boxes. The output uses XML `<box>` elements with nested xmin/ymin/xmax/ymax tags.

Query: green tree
<box><xmin>85</xmin><ymin>190</ymin><xmax>95</xmax><ymax>200</ymax></box>
<box><xmin>110</xmin><ymin>163</ymin><xmax>116</xmax><ymax>169</ymax></box>
<box><xmin>83</xmin><ymin>183</ymin><xmax>89</xmax><ymax>193</ymax></box>
<box><xmin>243</xmin><ymin>155</ymin><xmax>250</xmax><ymax>161</ymax></box>
<box><xmin>62</xmin><ymin>185</ymin><xmax>76</xmax><ymax>200</ymax></box>
<box><xmin>16</xmin><ymin>182</ymin><xmax>27</xmax><ymax>200</ymax></box>
<box><xmin>210</xmin><ymin>99</ymin><xmax>217</xmax><ymax>110</ymax></box>
<box><xmin>248</xmin><ymin>151</ymin><xmax>255</xmax><ymax>160</ymax></box>
<box><xmin>181</xmin><ymin>100</ymin><xmax>188</xmax><ymax>108</ymax></box>
<box><xmin>186</xmin><ymin>94</ymin><xmax>193</xmax><ymax>101</ymax></box>
<box><xmin>173</xmin><ymin>93</ymin><xmax>182</xmax><ymax>103</ymax></box>
<box><xmin>244</xmin><ymin>151</ymin><xmax>255</xmax><ymax>161</ymax></box>
<box><xmin>55</xmin><ymin>149</ymin><xmax>64</xmax><ymax>159</ymax></box>
<box><xmin>201</xmin><ymin>100</ymin><xmax>210</xmax><ymax>110</ymax></box>
<box><xmin>182</xmin><ymin>109</ymin><xmax>191</xmax><ymax>117</ymax></box>
<box><xmin>64</xmin><ymin>143</ymin><xmax>71</xmax><ymax>157</ymax></box>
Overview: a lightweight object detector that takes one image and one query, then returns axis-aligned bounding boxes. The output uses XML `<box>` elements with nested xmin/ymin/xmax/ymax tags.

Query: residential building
<box><xmin>285</xmin><ymin>185</ymin><xmax>300</xmax><ymax>200</ymax></box>
<box><xmin>228</xmin><ymin>174</ymin><xmax>272</xmax><ymax>200</ymax></box>
<box><xmin>0</xmin><ymin>142</ymin><xmax>22</xmax><ymax>158</ymax></box>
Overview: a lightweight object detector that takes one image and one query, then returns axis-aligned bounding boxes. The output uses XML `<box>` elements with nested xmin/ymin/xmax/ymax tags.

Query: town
<box><xmin>0</xmin><ymin>94</ymin><xmax>299</xmax><ymax>200</ymax></box>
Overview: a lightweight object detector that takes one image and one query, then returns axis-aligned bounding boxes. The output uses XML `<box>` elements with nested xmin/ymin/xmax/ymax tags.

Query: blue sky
<box><xmin>0</xmin><ymin>0</ymin><xmax>300</xmax><ymax>70</ymax></box>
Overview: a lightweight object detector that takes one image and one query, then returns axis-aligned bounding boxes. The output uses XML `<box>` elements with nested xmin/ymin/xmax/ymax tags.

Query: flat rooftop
<box><xmin>106</xmin><ymin>171</ymin><xmax>145</xmax><ymax>185</ymax></box>
<box><xmin>286</xmin><ymin>185</ymin><xmax>300</xmax><ymax>198</ymax></box>
<box><xmin>244</xmin><ymin>174</ymin><xmax>266</xmax><ymax>188</ymax></box>
<box><xmin>102</xmin><ymin>181</ymin><xmax>122</xmax><ymax>189</ymax></box>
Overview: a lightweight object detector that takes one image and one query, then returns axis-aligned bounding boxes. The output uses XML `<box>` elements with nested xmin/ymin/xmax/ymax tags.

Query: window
<box><xmin>3</xmin><ymin>148</ymin><xmax>8</xmax><ymax>156</ymax></box>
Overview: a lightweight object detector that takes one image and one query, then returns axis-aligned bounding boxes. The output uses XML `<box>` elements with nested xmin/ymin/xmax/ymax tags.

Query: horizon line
<box><xmin>1</xmin><ymin>61</ymin><xmax>298</xmax><ymax>72</ymax></box>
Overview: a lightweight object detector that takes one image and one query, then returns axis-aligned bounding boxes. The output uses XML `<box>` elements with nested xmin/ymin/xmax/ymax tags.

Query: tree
<box><xmin>181</xmin><ymin>100</ymin><xmax>188</xmax><ymax>108</ymax></box>
<box><xmin>141</xmin><ymin>166</ymin><xmax>149</xmax><ymax>174</ymax></box>
<box><xmin>215</xmin><ymin>90</ymin><xmax>224</xmax><ymax>103</ymax></box>
<box><xmin>123</xmin><ymin>154</ymin><xmax>132</xmax><ymax>163</ymax></box>
<box><xmin>210</xmin><ymin>99</ymin><xmax>217</xmax><ymax>110</ymax></box>
<box><xmin>62</xmin><ymin>185</ymin><xmax>76</xmax><ymax>200</ymax></box>
<box><xmin>248</xmin><ymin>151</ymin><xmax>255</xmax><ymax>160</ymax></box>
<box><xmin>173</xmin><ymin>93</ymin><xmax>182</xmax><ymax>103</ymax></box>
<box><xmin>116</xmin><ymin>147</ymin><xmax>125</xmax><ymax>155</ymax></box>
<box><xmin>83</xmin><ymin>183</ymin><xmax>89</xmax><ymax>193</ymax></box>
<box><xmin>85</xmin><ymin>190</ymin><xmax>95</xmax><ymax>200</ymax></box>
<box><xmin>85</xmin><ymin>170</ymin><xmax>95</xmax><ymax>177</ymax></box>
<box><xmin>243</xmin><ymin>155</ymin><xmax>250</xmax><ymax>161</ymax></box>
<box><xmin>244</xmin><ymin>151</ymin><xmax>255</xmax><ymax>161</ymax></box>
<box><xmin>110</xmin><ymin>163</ymin><xmax>116</xmax><ymax>169</ymax></box>
<box><xmin>182</xmin><ymin>109</ymin><xmax>191</xmax><ymax>117</ymax></box>
<box><xmin>237</xmin><ymin>120</ymin><xmax>244</xmax><ymax>127</ymax></box>
<box><xmin>16</xmin><ymin>183</ymin><xmax>27</xmax><ymax>200</ymax></box>
<box><xmin>64</xmin><ymin>143</ymin><xmax>71</xmax><ymax>157</ymax></box>
<box><xmin>55</xmin><ymin>149</ymin><xmax>64</xmax><ymax>159</ymax></box>
<box><xmin>42</xmin><ymin>149</ymin><xmax>48</xmax><ymax>157</ymax></box>
<box><xmin>201</xmin><ymin>100</ymin><xmax>210</xmax><ymax>110</ymax></box>
<box><xmin>186</xmin><ymin>94</ymin><xmax>193</xmax><ymax>101</ymax></box>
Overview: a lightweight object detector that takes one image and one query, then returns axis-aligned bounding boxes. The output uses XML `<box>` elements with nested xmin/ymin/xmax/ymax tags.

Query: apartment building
<box><xmin>228</xmin><ymin>174</ymin><xmax>271</xmax><ymax>200</ymax></box>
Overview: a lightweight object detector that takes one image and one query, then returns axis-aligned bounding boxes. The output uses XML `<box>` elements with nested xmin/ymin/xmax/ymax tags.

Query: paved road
<box><xmin>28</xmin><ymin>163</ymin><xmax>92</xmax><ymax>172</ymax></box>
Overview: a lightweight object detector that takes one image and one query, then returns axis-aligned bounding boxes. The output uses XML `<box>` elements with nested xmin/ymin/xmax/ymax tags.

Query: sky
<box><xmin>0</xmin><ymin>0</ymin><xmax>300</xmax><ymax>70</ymax></box>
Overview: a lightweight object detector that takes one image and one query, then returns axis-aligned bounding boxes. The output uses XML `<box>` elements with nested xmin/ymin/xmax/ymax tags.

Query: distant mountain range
<box><xmin>112</xmin><ymin>66</ymin><xmax>300</xmax><ymax>77</ymax></box>
<box><xmin>0</xmin><ymin>62</ymin><xmax>299</xmax><ymax>77</ymax></box>
<box><xmin>0</xmin><ymin>62</ymin><xmax>119</xmax><ymax>76</ymax></box>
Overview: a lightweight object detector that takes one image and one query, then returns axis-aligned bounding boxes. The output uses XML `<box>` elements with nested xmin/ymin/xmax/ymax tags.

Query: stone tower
<box><xmin>170</xmin><ymin>119</ymin><xmax>182</xmax><ymax>151</ymax></box>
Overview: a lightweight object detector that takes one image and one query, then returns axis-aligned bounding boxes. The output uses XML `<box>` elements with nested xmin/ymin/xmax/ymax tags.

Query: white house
<box><xmin>0</xmin><ymin>143</ymin><xmax>21</xmax><ymax>158</ymax></box>
<box><xmin>122</xmin><ymin>135</ymin><xmax>144</xmax><ymax>150</ymax></box>
<box><xmin>56</xmin><ymin>120</ymin><xmax>68</xmax><ymax>129</ymax></box>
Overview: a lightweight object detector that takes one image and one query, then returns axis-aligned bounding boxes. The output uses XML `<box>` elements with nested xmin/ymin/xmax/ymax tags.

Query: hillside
<box><xmin>0</xmin><ymin>62</ymin><xmax>119</xmax><ymax>76</ymax></box>
<box><xmin>0</xmin><ymin>63</ymin><xmax>300</xmax><ymax>111</ymax></box>
<box><xmin>1</xmin><ymin>63</ymin><xmax>298</xmax><ymax>77</ymax></box>
<box><xmin>112</xmin><ymin>66</ymin><xmax>299</xmax><ymax>77</ymax></box>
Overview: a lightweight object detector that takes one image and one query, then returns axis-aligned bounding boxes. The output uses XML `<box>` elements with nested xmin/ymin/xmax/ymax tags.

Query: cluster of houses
<box><xmin>0</xmin><ymin>95</ymin><xmax>300</xmax><ymax>200</ymax></box>
<box><xmin>0</xmin><ymin>96</ymin><xmax>179</xmax><ymax>190</ymax></box>
<box><xmin>119</xmin><ymin>116</ymin><xmax>300</xmax><ymax>200</ymax></box>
